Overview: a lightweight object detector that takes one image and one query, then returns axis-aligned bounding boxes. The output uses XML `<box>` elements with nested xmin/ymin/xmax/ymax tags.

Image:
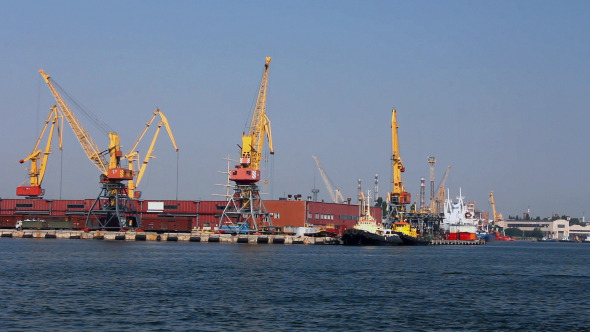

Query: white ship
<box><xmin>441</xmin><ymin>188</ymin><xmax>477</xmax><ymax>234</ymax></box>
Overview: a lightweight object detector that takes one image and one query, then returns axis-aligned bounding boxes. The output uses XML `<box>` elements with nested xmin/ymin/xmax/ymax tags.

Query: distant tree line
<box><xmin>505</xmin><ymin>227</ymin><xmax>544</xmax><ymax>238</ymax></box>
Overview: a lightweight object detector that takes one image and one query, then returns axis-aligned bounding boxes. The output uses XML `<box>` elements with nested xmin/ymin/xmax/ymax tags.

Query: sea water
<box><xmin>0</xmin><ymin>239</ymin><xmax>588</xmax><ymax>331</ymax></box>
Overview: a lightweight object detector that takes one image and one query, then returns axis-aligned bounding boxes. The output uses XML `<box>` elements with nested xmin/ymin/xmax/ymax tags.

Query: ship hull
<box><xmin>476</xmin><ymin>232</ymin><xmax>495</xmax><ymax>242</ymax></box>
<box><xmin>395</xmin><ymin>232</ymin><xmax>430</xmax><ymax>246</ymax></box>
<box><xmin>342</xmin><ymin>228</ymin><xmax>402</xmax><ymax>246</ymax></box>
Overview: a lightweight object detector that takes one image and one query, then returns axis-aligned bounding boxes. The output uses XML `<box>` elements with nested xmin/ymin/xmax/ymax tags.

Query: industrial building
<box><xmin>0</xmin><ymin>198</ymin><xmax>377</xmax><ymax>235</ymax></box>
<box><xmin>494</xmin><ymin>219</ymin><xmax>590</xmax><ymax>240</ymax></box>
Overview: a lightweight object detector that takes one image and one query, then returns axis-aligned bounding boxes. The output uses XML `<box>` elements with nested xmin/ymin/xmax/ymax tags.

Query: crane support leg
<box><xmin>219</xmin><ymin>184</ymin><xmax>272</xmax><ymax>234</ymax></box>
<box><xmin>85</xmin><ymin>182</ymin><xmax>140</xmax><ymax>230</ymax></box>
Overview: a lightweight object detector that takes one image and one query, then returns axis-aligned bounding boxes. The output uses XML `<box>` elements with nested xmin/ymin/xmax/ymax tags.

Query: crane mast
<box><xmin>17</xmin><ymin>106</ymin><xmax>63</xmax><ymax>198</ymax></box>
<box><xmin>220</xmin><ymin>57</ymin><xmax>275</xmax><ymax>233</ymax></box>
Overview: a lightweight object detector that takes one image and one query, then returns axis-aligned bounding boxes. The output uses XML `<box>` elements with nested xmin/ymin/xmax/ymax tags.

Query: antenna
<box><xmin>213</xmin><ymin>154</ymin><xmax>234</xmax><ymax>201</ymax></box>
<box><xmin>374</xmin><ymin>173</ymin><xmax>379</xmax><ymax>202</ymax></box>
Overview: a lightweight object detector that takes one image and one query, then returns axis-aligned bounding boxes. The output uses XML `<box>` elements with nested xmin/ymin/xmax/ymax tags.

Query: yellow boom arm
<box><xmin>39</xmin><ymin>69</ymin><xmax>110</xmax><ymax>175</ymax></box>
<box><xmin>125</xmin><ymin>109</ymin><xmax>179</xmax><ymax>198</ymax></box>
<box><xmin>17</xmin><ymin>106</ymin><xmax>63</xmax><ymax>195</ymax></box>
<box><xmin>389</xmin><ymin>109</ymin><xmax>409</xmax><ymax>204</ymax></box>
<box><xmin>240</xmin><ymin>57</ymin><xmax>274</xmax><ymax>170</ymax></box>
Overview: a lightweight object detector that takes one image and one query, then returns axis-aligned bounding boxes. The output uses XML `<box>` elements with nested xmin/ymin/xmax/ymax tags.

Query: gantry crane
<box><xmin>312</xmin><ymin>155</ymin><xmax>345</xmax><ymax>203</ymax></box>
<box><xmin>124</xmin><ymin>109</ymin><xmax>179</xmax><ymax>199</ymax></box>
<box><xmin>385</xmin><ymin>109</ymin><xmax>411</xmax><ymax>224</ymax></box>
<box><xmin>489</xmin><ymin>191</ymin><xmax>503</xmax><ymax>222</ymax></box>
<box><xmin>219</xmin><ymin>57</ymin><xmax>275</xmax><ymax>233</ymax></box>
<box><xmin>39</xmin><ymin>70</ymin><xmax>138</xmax><ymax>229</ymax></box>
<box><xmin>17</xmin><ymin>106</ymin><xmax>63</xmax><ymax>198</ymax></box>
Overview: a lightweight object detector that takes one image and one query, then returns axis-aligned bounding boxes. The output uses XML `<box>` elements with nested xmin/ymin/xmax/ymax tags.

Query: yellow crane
<box><xmin>221</xmin><ymin>57</ymin><xmax>275</xmax><ymax>233</ymax></box>
<box><xmin>39</xmin><ymin>69</ymin><xmax>137</xmax><ymax>230</ymax></box>
<box><xmin>489</xmin><ymin>191</ymin><xmax>503</xmax><ymax>222</ymax></box>
<box><xmin>125</xmin><ymin>109</ymin><xmax>179</xmax><ymax>198</ymax></box>
<box><xmin>39</xmin><ymin>70</ymin><xmax>132</xmax><ymax>182</ymax></box>
<box><xmin>229</xmin><ymin>57</ymin><xmax>274</xmax><ymax>184</ymax></box>
<box><xmin>388</xmin><ymin>109</ymin><xmax>411</xmax><ymax>208</ymax></box>
<box><xmin>434</xmin><ymin>165</ymin><xmax>451</xmax><ymax>214</ymax></box>
<box><xmin>17</xmin><ymin>106</ymin><xmax>63</xmax><ymax>197</ymax></box>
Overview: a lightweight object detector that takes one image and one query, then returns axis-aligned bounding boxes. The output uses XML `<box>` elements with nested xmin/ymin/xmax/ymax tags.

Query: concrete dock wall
<box><xmin>0</xmin><ymin>229</ymin><xmax>340</xmax><ymax>245</ymax></box>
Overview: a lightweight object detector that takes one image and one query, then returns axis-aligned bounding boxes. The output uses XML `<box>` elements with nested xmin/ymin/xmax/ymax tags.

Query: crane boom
<box><xmin>230</xmin><ymin>57</ymin><xmax>274</xmax><ymax>184</ymax></box>
<box><xmin>244</xmin><ymin>56</ymin><xmax>274</xmax><ymax>170</ymax></box>
<box><xmin>17</xmin><ymin>106</ymin><xmax>63</xmax><ymax>197</ymax></box>
<box><xmin>125</xmin><ymin>109</ymin><xmax>179</xmax><ymax>198</ymax></box>
<box><xmin>39</xmin><ymin>70</ymin><xmax>109</xmax><ymax>174</ymax></box>
<box><xmin>312</xmin><ymin>155</ymin><xmax>343</xmax><ymax>203</ymax></box>
<box><xmin>434</xmin><ymin>165</ymin><xmax>451</xmax><ymax>213</ymax></box>
<box><xmin>489</xmin><ymin>191</ymin><xmax>503</xmax><ymax>222</ymax></box>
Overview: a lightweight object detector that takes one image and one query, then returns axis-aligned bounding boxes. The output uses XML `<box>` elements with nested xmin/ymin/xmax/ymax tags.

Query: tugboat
<box><xmin>342</xmin><ymin>191</ymin><xmax>402</xmax><ymax>246</ymax></box>
<box><xmin>391</xmin><ymin>221</ymin><xmax>430</xmax><ymax>245</ymax></box>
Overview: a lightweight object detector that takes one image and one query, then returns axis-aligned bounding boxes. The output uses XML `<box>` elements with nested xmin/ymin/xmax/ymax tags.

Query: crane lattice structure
<box><xmin>219</xmin><ymin>57</ymin><xmax>275</xmax><ymax>233</ymax></box>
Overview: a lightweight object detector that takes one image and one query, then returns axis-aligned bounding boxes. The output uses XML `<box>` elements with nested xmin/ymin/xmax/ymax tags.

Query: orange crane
<box><xmin>124</xmin><ymin>109</ymin><xmax>179</xmax><ymax>199</ymax></box>
<box><xmin>220</xmin><ymin>57</ymin><xmax>275</xmax><ymax>233</ymax></box>
<box><xmin>17</xmin><ymin>106</ymin><xmax>63</xmax><ymax>198</ymax></box>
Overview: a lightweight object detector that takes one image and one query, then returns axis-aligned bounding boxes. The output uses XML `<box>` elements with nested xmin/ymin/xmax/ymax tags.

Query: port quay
<box><xmin>0</xmin><ymin>229</ymin><xmax>485</xmax><ymax>245</ymax></box>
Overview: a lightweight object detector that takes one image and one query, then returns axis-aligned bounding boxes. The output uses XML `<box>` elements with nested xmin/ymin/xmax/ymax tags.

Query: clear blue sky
<box><xmin>1</xmin><ymin>0</ymin><xmax>589</xmax><ymax>219</ymax></box>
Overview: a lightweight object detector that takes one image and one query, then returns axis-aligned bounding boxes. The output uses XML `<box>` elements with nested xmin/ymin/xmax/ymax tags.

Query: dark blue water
<box><xmin>0</xmin><ymin>239</ymin><xmax>588</xmax><ymax>331</ymax></box>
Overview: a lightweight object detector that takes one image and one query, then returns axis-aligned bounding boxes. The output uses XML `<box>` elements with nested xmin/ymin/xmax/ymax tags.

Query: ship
<box><xmin>476</xmin><ymin>228</ymin><xmax>496</xmax><ymax>242</ymax></box>
<box><xmin>441</xmin><ymin>188</ymin><xmax>478</xmax><ymax>241</ymax></box>
<box><xmin>391</xmin><ymin>221</ymin><xmax>430</xmax><ymax>245</ymax></box>
<box><xmin>341</xmin><ymin>223</ymin><xmax>402</xmax><ymax>246</ymax></box>
<box><xmin>489</xmin><ymin>229</ymin><xmax>515</xmax><ymax>241</ymax></box>
<box><xmin>341</xmin><ymin>191</ymin><xmax>402</xmax><ymax>246</ymax></box>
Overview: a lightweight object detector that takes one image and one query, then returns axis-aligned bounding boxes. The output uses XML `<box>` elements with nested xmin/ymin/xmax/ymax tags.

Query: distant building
<box><xmin>496</xmin><ymin>219</ymin><xmax>570</xmax><ymax>239</ymax></box>
<box><xmin>569</xmin><ymin>224</ymin><xmax>590</xmax><ymax>239</ymax></box>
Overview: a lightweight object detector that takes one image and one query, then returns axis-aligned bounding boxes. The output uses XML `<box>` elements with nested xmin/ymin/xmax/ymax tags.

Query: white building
<box><xmin>495</xmin><ymin>219</ymin><xmax>571</xmax><ymax>240</ymax></box>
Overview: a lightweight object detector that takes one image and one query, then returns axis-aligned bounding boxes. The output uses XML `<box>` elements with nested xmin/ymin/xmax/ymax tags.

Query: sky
<box><xmin>1</xmin><ymin>0</ymin><xmax>589</xmax><ymax>219</ymax></box>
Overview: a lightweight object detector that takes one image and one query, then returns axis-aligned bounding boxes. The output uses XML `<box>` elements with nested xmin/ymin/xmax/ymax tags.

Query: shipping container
<box><xmin>446</xmin><ymin>233</ymin><xmax>459</xmax><ymax>240</ymax></box>
<box><xmin>459</xmin><ymin>232</ymin><xmax>476</xmax><ymax>241</ymax></box>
